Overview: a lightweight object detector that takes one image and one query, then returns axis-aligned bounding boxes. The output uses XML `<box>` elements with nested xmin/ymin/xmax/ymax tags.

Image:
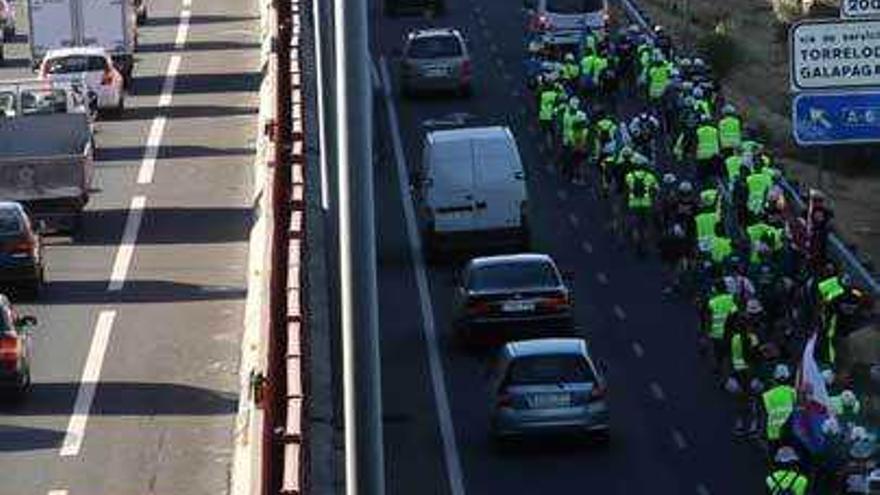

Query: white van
<box><xmin>527</xmin><ymin>0</ymin><xmax>609</xmax><ymax>46</ymax></box>
<box><xmin>418</xmin><ymin>126</ymin><xmax>530</xmax><ymax>257</ymax></box>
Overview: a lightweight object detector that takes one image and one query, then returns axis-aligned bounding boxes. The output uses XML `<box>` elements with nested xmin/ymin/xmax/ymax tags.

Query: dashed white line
<box><xmin>632</xmin><ymin>341</ymin><xmax>645</xmax><ymax>358</ymax></box>
<box><xmin>696</xmin><ymin>483</ymin><xmax>711</xmax><ymax>495</ymax></box>
<box><xmin>596</xmin><ymin>271</ymin><xmax>608</xmax><ymax>285</ymax></box>
<box><xmin>380</xmin><ymin>56</ymin><xmax>466</xmax><ymax>495</ymax></box>
<box><xmin>107</xmin><ymin>195</ymin><xmax>147</xmax><ymax>292</ymax></box>
<box><xmin>649</xmin><ymin>382</ymin><xmax>666</xmax><ymax>401</ymax></box>
<box><xmin>613</xmin><ymin>304</ymin><xmax>626</xmax><ymax>320</ymax></box>
<box><xmin>48</xmin><ymin>490</ymin><xmax>68</xmax><ymax>495</ymax></box>
<box><xmin>567</xmin><ymin>213</ymin><xmax>579</xmax><ymax>227</ymax></box>
<box><xmin>671</xmin><ymin>429</ymin><xmax>688</xmax><ymax>450</ymax></box>
<box><xmin>174</xmin><ymin>9</ymin><xmax>191</xmax><ymax>48</ymax></box>
<box><xmin>157</xmin><ymin>55</ymin><xmax>182</xmax><ymax>107</ymax></box>
<box><xmin>60</xmin><ymin>310</ymin><xmax>117</xmax><ymax>457</ymax></box>
<box><xmin>137</xmin><ymin>117</ymin><xmax>167</xmax><ymax>184</ymax></box>
<box><xmin>581</xmin><ymin>240</ymin><xmax>593</xmax><ymax>254</ymax></box>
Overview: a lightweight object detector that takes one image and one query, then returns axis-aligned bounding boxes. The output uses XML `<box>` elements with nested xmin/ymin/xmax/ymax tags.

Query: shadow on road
<box><xmin>0</xmin><ymin>382</ymin><xmax>237</xmax><ymax>417</ymax></box>
<box><xmin>133</xmin><ymin>72</ymin><xmax>261</xmax><ymax>96</ymax></box>
<box><xmin>68</xmin><ymin>206</ymin><xmax>252</xmax><ymax>246</ymax></box>
<box><xmin>136</xmin><ymin>40</ymin><xmax>260</xmax><ymax>54</ymax></box>
<box><xmin>34</xmin><ymin>279</ymin><xmax>245</xmax><ymax>305</ymax></box>
<box><xmin>0</xmin><ymin>424</ymin><xmax>65</xmax><ymax>452</ymax></box>
<box><xmin>112</xmin><ymin>104</ymin><xmax>258</xmax><ymax>122</ymax></box>
<box><xmin>144</xmin><ymin>14</ymin><xmax>257</xmax><ymax>27</ymax></box>
<box><xmin>96</xmin><ymin>144</ymin><xmax>254</xmax><ymax>162</ymax></box>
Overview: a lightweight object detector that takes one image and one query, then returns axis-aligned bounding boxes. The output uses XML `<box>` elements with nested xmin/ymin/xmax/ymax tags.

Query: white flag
<box><xmin>797</xmin><ymin>332</ymin><xmax>834</xmax><ymax>415</ymax></box>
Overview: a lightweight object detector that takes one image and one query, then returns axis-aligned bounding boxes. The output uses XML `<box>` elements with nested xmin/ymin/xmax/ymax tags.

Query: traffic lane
<box><xmin>53</xmin><ymin>1</ymin><xmax>258</xmax><ymax>492</ymax></box>
<box><xmin>378</xmin><ymin>8</ymin><xmax>699</xmax><ymax>495</ymax></box>
<box><xmin>375</xmin><ymin>117</ymin><xmax>451</xmax><ymax>495</ymax></box>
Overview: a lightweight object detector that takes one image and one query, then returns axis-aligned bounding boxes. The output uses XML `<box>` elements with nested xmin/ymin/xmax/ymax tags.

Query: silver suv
<box><xmin>400</xmin><ymin>28</ymin><xmax>472</xmax><ymax>97</ymax></box>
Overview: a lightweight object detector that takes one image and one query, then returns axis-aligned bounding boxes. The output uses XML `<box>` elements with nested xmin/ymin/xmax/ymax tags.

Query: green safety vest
<box><xmin>818</xmin><ymin>276</ymin><xmax>844</xmax><ymax>304</ymax></box>
<box><xmin>625</xmin><ymin>170</ymin><xmax>657</xmax><ymax>209</ymax></box>
<box><xmin>718</xmin><ymin>115</ymin><xmax>742</xmax><ymax>150</ymax></box>
<box><xmin>700</xmin><ymin>188</ymin><xmax>719</xmax><ymax>209</ymax></box>
<box><xmin>725</xmin><ymin>155</ymin><xmax>743</xmax><ymax>183</ymax></box>
<box><xmin>746</xmin><ymin>172</ymin><xmax>772</xmax><ymax>214</ymax></box>
<box><xmin>707</xmin><ymin>293</ymin><xmax>737</xmax><ymax>340</ymax></box>
<box><xmin>584</xmin><ymin>56</ymin><xmax>609</xmax><ymax>84</ymax></box>
<box><xmin>696</xmin><ymin>125</ymin><xmax>720</xmax><ymax>160</ymax></box>
<box><xmin>562</xmin><ymin>61</ymin><xmax>579</xmax><ymax>80</ymax></box>
<box><xmin>766</xmin><ymin>470</ymin><xmax>808</xmax><ymax>495</ymax></box>
<box><xmin>762</xmin><ymin>385</ymin><xmax>796</xmax><ymax>441</ymax></box>
<box><xmin>710</xmin><ymin>236</ymin><xmax>733</xmax><ymax>264</ymax></box>
<box><xmin>747</xmin><ymin>223</ymin><xmax>783</xmax><ymax>263</ymax></box>
<box><xmin>695</xmin><ymin>99</ymin><xmax>712</xmax><ymax>119</ymax></box>
<box><xmin>539</xmin><ymin>90</ymin><xmax>557</xmax><ymax>122</ymax></box>
<box><xmin>648</xmin><ymin>64</ymin><xmax>671</xmax><ymax>100</ymax></box>
<box><xmin>730</xmin><ymin>332</ymin><xmax>758</xmax><ymax>371</ymax></box>
<box><xmin>829</xmin><ymin>394</ymin><xmax>861</xmax><ymax>418</ymax></box>
<box><xmin>594</xmin><ymin>119</ymin><xmax>616</xmax><ymax>154</ymax></box>
<box><xmin>695</xmin><ymin>211</ymin><xmax>719</xmax><ymax>244</ymax></box>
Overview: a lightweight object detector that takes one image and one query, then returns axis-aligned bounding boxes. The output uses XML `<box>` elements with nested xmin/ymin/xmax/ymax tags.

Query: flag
<box><xmin>793</xmin><ymin>332</ymin><xmax>835</xmax><ymax>454</ymax></box>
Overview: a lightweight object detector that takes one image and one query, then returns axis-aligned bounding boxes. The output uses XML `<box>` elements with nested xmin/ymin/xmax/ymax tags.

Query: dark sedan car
<box><xmin>452</xmin><ymin>253</ymin><xmax>574</xmax><ymax>345</ymax></box>
<box><xmin>0</xmin><ymin>294</ymin><xmax>36</xmax><ymax>395</ymax></box>
<box><xmin>0</xmin><ymin>202</ymin><xmax>45</xmax><ymax>295</ymax></box>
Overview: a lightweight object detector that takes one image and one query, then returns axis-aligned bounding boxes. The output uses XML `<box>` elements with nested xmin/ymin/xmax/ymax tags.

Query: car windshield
<box><xmin>545</xmin><ymin>0</ymin><xmax>604</xmax><ymax>14</ymax></box>
<box><xmin>21</xmin><ymin>89</ymin><xmax>68</xmax><ymax>115</ymax></box>
<box><xmin>0</xmin><ymin>209</ymin><xmax>22</xmax><ymax>236</ymax></box>
<box><xmin>507</xmin><ymin>355</ymin><xmax>594</xmax><ymax>386</ymax></box>
<box><xmin>407</xmin><ymin>36</ymin><xmax>462</xmax><ymax>58</ymax></box>
<box><xmin>45</xmin><ymin>55</ymin><xmax>107</xmax><ymax>74</ymax></box>
<box><xmin>468</xmin><ymin>261</ymin><xmax>559</xmax><ymax>291</ymax></box>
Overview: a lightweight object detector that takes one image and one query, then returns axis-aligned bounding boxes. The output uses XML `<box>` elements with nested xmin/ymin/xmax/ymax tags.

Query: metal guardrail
<box><xmin>614</xmin><ymin>0</ymin><xmax>880</xmax><ymax>298</ymax></box>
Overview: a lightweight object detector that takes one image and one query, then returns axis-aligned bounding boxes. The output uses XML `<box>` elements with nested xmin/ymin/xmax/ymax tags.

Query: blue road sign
<box><xmin>793</xmin><ymin>90</ymin><xmax>880</xmax><ymax>145</ymax></box>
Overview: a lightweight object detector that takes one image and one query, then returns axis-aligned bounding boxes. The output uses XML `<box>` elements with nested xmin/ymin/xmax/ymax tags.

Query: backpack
<box><xmin>631</xmin><ymin>173</ymin><xmax>647</xmax><ymax>198</ymax></box>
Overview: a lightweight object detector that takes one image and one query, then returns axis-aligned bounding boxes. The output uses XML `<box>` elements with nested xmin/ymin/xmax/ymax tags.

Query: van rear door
<box><xmin>28</xmin><ymin>0</ymin><xmax>76</xmax><ymax>62</ymax></box>
<box><xmin>472</xmin><ymin>132</ymin><xmax>526</xmax><ymax>232</ymax></box>
<box><xmin>427</xmin><ymin>138</ymin><xmax>476</xmax><ymax>233</ymax></box>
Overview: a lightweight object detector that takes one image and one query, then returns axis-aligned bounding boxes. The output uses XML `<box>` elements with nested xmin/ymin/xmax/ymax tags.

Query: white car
<box><xmin>38</xmin><ymin>47</ymin><xmax>125</xmax><ymax>114</ymax></box>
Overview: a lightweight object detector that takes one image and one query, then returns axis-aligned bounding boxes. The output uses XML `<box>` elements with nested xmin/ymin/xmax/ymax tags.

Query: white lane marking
<box><xmin>182</xmin><ymin>0</ymin><xmax>191</xmax><ymax>6</ymax></box>
<box><xmin>672</xmin><ymin>429</ymin><xmax>688</xmax><ymax>450</ymax></box>
<box><xmin>380</xmin><ymin>57</ymin><xmax>467</xmax><ymax>495</ymax></box>
<box><xmin>48</xmin><ymin>491</ymin><xmax>68</xmax><ymax>495</ymax></box>
<box><xmin>158</xmin><ymin>55</ymin><xmax>182</xmax><ymax>107</ymax></box>
<box><xmin>107</xmin><ymin>196</ymin><xmax>147</xmax><ymax>291</ymax></box>
<box><xmin>137</xmin><ymin>116</ymin><xmax>167</xmax><ymax>184</ymax></box>
<box><xmin>632</xmin><ymin>341</ymin><xmax>645</xmax><ymax>358</ymax></box>
<box><xmin>696</xmin><ymin>484</ymin><xmax>711</xmax><ymax>495</ymax></box>
<box><xmin>613</xmin><ymin>304</ymin><xmax>626</xmax><ymax>320</ymax></box>
<box><xmin>314</xmin><ymin>2</ymin><xmax>331</xmax><ymax>210</ymax></box>
<box><xmin>175</xmin><ymin>10</ymin><xmax>191</xmax><ymax>49</ymax></box>
<box><xmin>649</xmin><ymin>382</ymin><xmax>665</xmax><ymax>401</ymax></box>
<box><xmin>567</xmin><ymin>213</ymin><xmax>579</xmax><ymax>227</ymax></box>
<box><xmin>581</xmin><ymin>240</ymin><xmax>593</xmax><ymax>254</ymax></box>
<box><xmin>60</xmin><ymin>310</ymin><xmax>117</xmax><ymax>457</ymax></box>
<box><xmin>596</xmin><ymin>272</ymin><xmax>608</xmax><ymax>285</ymax></box>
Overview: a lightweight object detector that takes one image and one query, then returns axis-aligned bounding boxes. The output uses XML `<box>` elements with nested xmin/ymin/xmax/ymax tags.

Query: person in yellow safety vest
<box><xmin>724</xmin><ymin>150</ymin><xmax>744</xmax><ymax>187</ymax></box>
<box><xmin>537</xmin><ymin>74</ymin><xmax>562</xmax><ymax>145</ymax></box>
<box><xmin>636</xmin><ymin>41</ymin><xmax>654</xmax><ymax>84</ymax></box>
<box><xmin>746</xmin><ymin>165</ymin><xmax>773</xmax><ymax>220</ymax></box>
<box><xmin>746</xmin><ymin>222</ymin><xmax>783</xmax><ymax>264</ymax></box>
<box><xmin>583</xmin><ymin>51</ymin><xmax>609</xmax><ymax>91</ymax></box>
<box><xmin>569</xmin><ymin>111</ymin><xmax>589</xmax><ymax>183</ymax></box>
<box><xmin>647</xmin><ymin>54</ymin><xmax>672</xmax><ymax>102</ymax></box>
<box><xmin>727</xmin><ymin>318</ymin><xmax>761</xmax><ymax>435</ymax></box>
<box><xmin>761</xmin><ymin>364</ymin><xmax>797</xmax><ymax>449</ymax></box>
<box><xmin>710</xmin><ymin>235</ymin><xmax>733</xmax><ymax>265</ymax></box>
<box><xmin>560</xmin><ymin>52</ymin><xmax>579</xmax><ymax>85</ymax></box>
<box><xmin>695</xmin><ymin>115</ymin><xmax>721</xmax><ymax>187</ymax></box>
<box><xmin>704</xmin><ymin>279</ymin><xmax>737</xmax><ymax>369</ymax></box>
<box><xmin>700</xmin><ymin>187</ymin><xmax>720</xmax><ymax>214</ymax></box>
<box><xmin>694</xmin><ymin>201</ymin><xmax>720</xmax><ymax>253</ymax></box>
<box><xmin>625</xmin><ymin>167</ymin><xmax>659</xmax><ymax>210</ymax></box>
<box><xmin>692</xmin><ymin>86</ymin><xmax>713</xmax><ymax>119</ymax></box>
<box><xmin>592</xmin><ymin>114</ymin><xmax>618</xmax><ymax>162</ymax></box>
<box><xmin>830</xmin><ymin>389</ymin><xmax>862</xmax><ymax>427</ymax></box>
<box><xmin>766</xmin><ymin>447</ymin><xmax>810</xmax><ymax>495</ymax></box>
<box><xmin>718</xmin><ymin>104</ymin><xmax>743</xmax><ymax>156</ymax></box>
<box><xmin>817</xmin><ymin>273</ymin><xmax>845</xmax><ymax>365</ymax></box>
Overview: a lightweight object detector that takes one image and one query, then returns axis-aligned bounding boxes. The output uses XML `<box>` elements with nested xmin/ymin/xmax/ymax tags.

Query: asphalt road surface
<box><xmin>0</xmin><ymin>0</ymin><xmax>259</xmax><ymax>493</ymax></box>
<box><xmin>372</xmin><ymin>1</ymin><xmax>769</xmax><ymax>494</ymax></box>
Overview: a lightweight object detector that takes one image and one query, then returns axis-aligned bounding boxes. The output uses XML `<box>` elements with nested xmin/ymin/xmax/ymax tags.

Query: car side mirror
<box><xmin>17</xmin><ymin>315</ymin><xmax>37</xmax><ymax>326</ymax></box>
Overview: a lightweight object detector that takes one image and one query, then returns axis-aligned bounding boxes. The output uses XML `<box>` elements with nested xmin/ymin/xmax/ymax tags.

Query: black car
<box><xmin>0</xmin><ymin>202</ymin><xmax>45</xmax><ymax>296</ymax></box>
<box><xmin>452</xmin><ymin>253</ymin><xmax>574</xmax><ymax>345</ymax></box>
<box><xmin>0</xmin><ymin>294</ymin><xmax>36</xmax><ymax>395</ymax></box>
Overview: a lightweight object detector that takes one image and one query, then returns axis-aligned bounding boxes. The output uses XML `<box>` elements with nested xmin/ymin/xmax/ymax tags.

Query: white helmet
<box><xmin>841</xmin><ymin>389</ymin><xmax>858</xmax><ymax>407</ymax></box>
<box><xmin>746</xmin><ymin>298</ymin><xmax>763</xmax><ymax>315</ymax></box>
<box><xmin>576</xmin><ymin>110</ymin><xmax>587</xmax><ymax>121</ymax></box>
<box><xmin>821</xmin><ymin>417</ymin><xmax>841</xmax><ymax>436</ymax></box>
<box><xmin>568</xmin><ymin>96</ymin><xmax>580</xmax><ymax>107</ymax></box>
<box><xmin>565</xmin><ymin>52</ymin><xmax>575</xmax><ymax>62</ymax></box>
<box><xmin>663</xmin><ymin>173</ymin><xmax>677</xmax><ymax>185</ymax></box>
<box><xmin>773</xmin><ymin>364</ymin><xmax>791</xmax><ymax>382</ymax></box>
<box><xmin>774</xmin><ymin>446</ymin><xmax>799</xmax><ymax>464</ymax></box>
<box><xmin>693</xmin><ymin>57</ymin><xmax>706</xmax><ymax>68</ymax></box>
<box><xmin>678</xmin><ymin>181</ymin><xmax>693</xmax><ymax>194</ymax></box>
<box><xmin>693</xmin><ymin>87</ymin><xmax>705</xmax><ymax>99</ymax></box>
<box><xmin>723</xmin><ymin>104</ymin><xmax>737</xmax><ymax>115</ymax></box>
<box><xmin>851</xmin><ymin>426</ymin><xmax>869</xmax><ymax>442</ymax></box>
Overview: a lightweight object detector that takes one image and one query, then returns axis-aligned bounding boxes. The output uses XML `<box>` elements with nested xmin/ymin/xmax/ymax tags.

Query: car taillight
<box><xmin>5</xmin><ymin>239</ymin><xmax>33</xmax><ymax>256</ymax></box>
<box><xmin>466</xmin><ymin>299</ymin><xmax>491</xmax><ymax>316</ymax></box>
<box><xmin>460</xmin><ymin>59</ymin><xmax>471</xmax><ymax>80</ymax></box>
<box><xmin>535</xmin><ymin>14</ymin><xmax>552</xmax><ymax>31</ymax></box>
<box><xmin>590</xmin><ymin>383</ymin><xmax>606</xmax><ymax>401</ymax></box>
<box><xmin>540</xmin><ymin>293</ymin><xmax>569</xmax><ymax>311</ymax></box>
<box><xmin>101</xmin><ymin>68</ymin><xmax>114</xmax><ymax>86</ymax></box>
<box><xmin>0</xmin><ymin>336</ymin><xmax>20</xmax><ymax>370</ymax></box>
<box><xmin>495</xmin><ymin>393</ymin><xmax>512</xmax><ymax>408</ymax></box>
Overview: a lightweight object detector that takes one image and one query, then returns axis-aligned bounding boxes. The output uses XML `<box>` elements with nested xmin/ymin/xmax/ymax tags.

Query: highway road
<box><xmin>372</xmin><ymin>1</ymin><xmax>769</xmax><ymax>494</ymax></box>
<box><xmin>0</xmin><ymin>0</ymin><xmax>259</xmax><ymax>493</ymax></box>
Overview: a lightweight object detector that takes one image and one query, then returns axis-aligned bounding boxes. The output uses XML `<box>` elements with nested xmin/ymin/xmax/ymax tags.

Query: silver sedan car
<box><xmin>400</xmin><ymin>28</ymin><xmax>472</xmax><ymax>97</ymax></box>
<box><xmin>488</xmin><ymin>338</ymin><xmax>609</xmax><ymax>445</ymax></box>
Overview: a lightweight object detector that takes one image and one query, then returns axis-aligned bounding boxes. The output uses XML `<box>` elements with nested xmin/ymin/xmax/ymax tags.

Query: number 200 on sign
<box><xmin>845</xmin><ymin>0</ymin><xmax>880</xmax><ymax>15</ymax></box>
